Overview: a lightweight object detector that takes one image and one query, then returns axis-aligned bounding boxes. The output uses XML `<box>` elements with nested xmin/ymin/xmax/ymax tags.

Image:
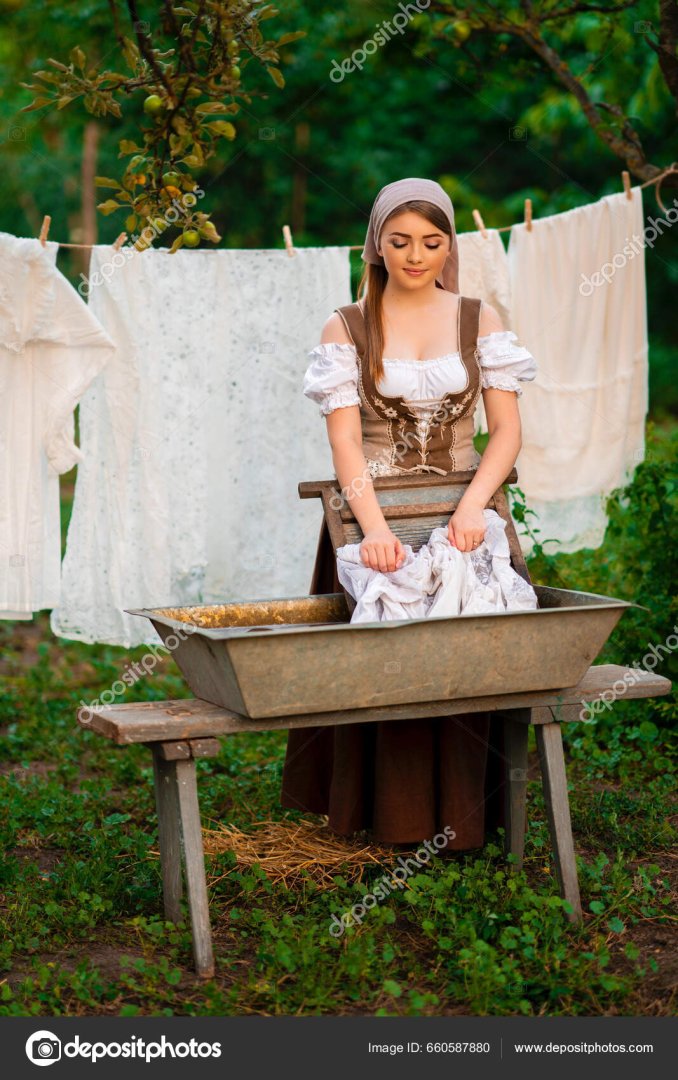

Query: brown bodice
<box><xmin>334</xmin><ymin>295</ymin><xmax>483</xmax><ymax>476</ymax></box>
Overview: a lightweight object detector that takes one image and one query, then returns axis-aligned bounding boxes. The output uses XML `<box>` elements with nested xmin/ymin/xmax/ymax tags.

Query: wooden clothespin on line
<box><xmin>113</xmin><ymin>233</ymin><xmax>127</xmax><ymax>250</ymax></box>
<box><xmin>471</xmin><ymin>209</ymin><xmax>487</xmax><ymax>238</ymax></box>
<box><xmin>524</xmin><ymin>198</ymin><xmax>532</xmax><ymax>232</ymax></box>
<box><xmin>621</xmin><ymin>170</ymin><xmax>632</xmax><ymax>200</ymax></box>
<box><xmin>39</xmin><ymin>215</ymin><xmax>51</xmax><ymax>247</ymax></box>
<box><xmin>282</xmin><ymin>223</ymin><xmax>296</xmax><ymax>257</ymax></box>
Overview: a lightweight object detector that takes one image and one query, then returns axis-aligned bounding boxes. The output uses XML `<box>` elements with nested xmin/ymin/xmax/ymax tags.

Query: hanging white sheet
<box><xmin>0</xmin><ymin>234</ymin><xmax>114</xmax><ymax>619</ymax></box>
<box><xmin>458</xmin><ymin>227</ymin><xmax>513</xmax><ymax>437</ymax></box>
<box><xmin>507</xmin><ymin>187</ymin><xmax>649</xmax><ymax>553</ymax></box>
<box><xmin>51</xmin><ymin>244</ymin><xmax>351</xmax><ymax>645</ymax></box>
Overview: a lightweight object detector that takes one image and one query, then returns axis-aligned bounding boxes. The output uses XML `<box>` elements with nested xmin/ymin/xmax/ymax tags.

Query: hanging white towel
<box><xmin>458</xmin><ymin>228</ymin><xmax>512</xmax><ymax>330</ymax></box>
<box><xmin>507</xmin><ymin>188</ymin><xmax>649</xmax><ymax>553</ymax></box>
<box><xmin>0</xmin><ymin>234</ymin><xmax>114</xmax><ymax>619</ymax></box>
<box><xmin>458</xmin><ymin>227</ymin><xmax>514</xmax><ymax>437</ymax></box>
<box><xmin>201</xmin><ymin>247</ymin><xmax>351</xmax><ymax>609</ymax></box>
<box><xmin>336</xmin><ymin>510</ymin><xmax>538</xmax><ymax>623</ymax></box>
<box><xmin>51</xmin><ymin>244</ymin><xmax>351</xmax><ymax>646</ymax></box>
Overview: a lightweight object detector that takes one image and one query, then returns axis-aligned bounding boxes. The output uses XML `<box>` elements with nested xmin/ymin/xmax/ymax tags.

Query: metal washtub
<box><xmin>127</xmin><ymin>587</ymin><xmax>641</xmax><ymax>719</ymax></box>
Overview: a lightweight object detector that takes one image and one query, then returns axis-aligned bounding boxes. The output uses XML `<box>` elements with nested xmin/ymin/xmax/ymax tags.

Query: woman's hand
<box><xmin>448</xmin><ymin>501</ymin><xmax>486</xmax><ymax>553</ymax></box>
<box><xmin>360</xmin><ymin>527</ymin><xmax>406</xmax><ymax>572</ymax></box>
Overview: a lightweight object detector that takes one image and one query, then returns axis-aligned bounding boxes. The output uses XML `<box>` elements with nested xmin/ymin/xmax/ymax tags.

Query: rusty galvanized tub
<box><xmin>127</xmin><ymin>586</ymin><xmax>641</xmax><ymax>719</ymax></box>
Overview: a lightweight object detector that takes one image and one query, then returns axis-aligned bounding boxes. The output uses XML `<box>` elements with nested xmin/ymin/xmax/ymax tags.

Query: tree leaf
<box><xmin>169</xmin><ymin>133</ymin><xmax>190</xmax><ymax>154</ymax></box>
<box><xmin>182</xmin><ymin>143</ymin><xmax>204</xmax><ymax>166</ymax></box>
<box><xmin>21</xmin><ymin>98</ymin><xmax>53</xmax><ymax>112</ymax></box>
<box><xmin>170</xmin><ymin>115</ymin><xmax>191</xmax><ymax>135</ymax></box>
<box><xmin>94</xmin><ymin>177</ymin><xmax>123</xmax><ymax>189</ymax></box>
<box><xmin>70</xmin><ymin>46</ymin><xmax>86</xmax><ymax>71</ymax></box>
<box><xmin>266</xmin><ymin>66</ymin><xmax>285</xmax><ymax>88</ymax></box>
<box><xmin>195</xmin><ymin>101</ymin><xmax>231</xmax><ymax>114</ymax></box>
<box><xmin>119</xmin><ymin>140</ymin><xmax>144</xmax><ymax>154</ymax></box>
<box><xmin>276</xmin><ymin>32</ymin><xmax>307</xmax><ymax>46</ymax></box>
<box><xmin>98</xmin><ymin>74</ymin><xmax>128</xmax><ymax>88</ymax></box>
<box><xmin>205</xmin><ymin>120</ymin><xmax>236</xmax><ymax>138</ymax></box>
<box><xmin>97</xmin><ymin>199</ymin><xmax>124</xmax><ymax>215</ymax></box>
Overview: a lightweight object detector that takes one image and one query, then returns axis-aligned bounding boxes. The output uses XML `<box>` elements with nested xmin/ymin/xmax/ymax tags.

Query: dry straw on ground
<box><xmin>202</xmin><ymin>816</ymin><xmax>413</xmax><ymax>891</ymax></box>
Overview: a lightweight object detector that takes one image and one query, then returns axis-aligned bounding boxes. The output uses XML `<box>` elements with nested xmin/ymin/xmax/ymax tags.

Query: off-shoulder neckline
<box><xmin>313</xmin><ymin>330</ymin><xmax>516</xmax><ymax>365</ymax></box>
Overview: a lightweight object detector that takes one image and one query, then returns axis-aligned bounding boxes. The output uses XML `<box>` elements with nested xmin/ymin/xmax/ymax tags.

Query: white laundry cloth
<box><xmin>458</xmin><ymin>228</ymin><xmax>513</xmax><ymax>330</ymax></box>
<box><xmin>51</xmin><ymin>244</ymin><xmax>351</xmax><ymax>645</ymax></box>
<box><xmin>507</xmin><ymin>187</ymin><xmax>649</xmax><ymax>553</ymax></box>
<box><xmin>336</xmin><ymin>509</ymin><xmax>538</xmax><ymax>623</ymax></box>
<box><xmin>457</xmin><ymin>227</ymin><xmax>514</xmax><ymax>437</ymax></box>
<box><xmin>0</xmin><ymin>234</ymin><xmax>114</xmax><ymax>619</ymax></box>
<box><xmin>201</xmin><ymin>247</ymin><xmax>351</xmax><ymax>609</ymax></box>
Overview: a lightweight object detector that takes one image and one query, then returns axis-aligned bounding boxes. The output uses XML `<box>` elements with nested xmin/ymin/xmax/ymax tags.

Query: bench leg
<box><xmin>502</xmin><ymin>709</ymin><xmax>529</xmax><ymax>867</ymax></box>
<box><xmin>535</xmin><ymin>721</ymin><xmax>583</xmax><ymax>924</ymax></box>
<box><xmin>150</xmin><ymin>747</ymin><xmax>215</xmax><ymax>977</ymax></box>
<box><xmin>174</xmin><ymin>758</ymin><xmax>215</xmax><ymax>978</ymax></box>
<box><xmin>151</xmin><ymin>747</ymin><xmax>183</xmax><ymax>923</ymax></box>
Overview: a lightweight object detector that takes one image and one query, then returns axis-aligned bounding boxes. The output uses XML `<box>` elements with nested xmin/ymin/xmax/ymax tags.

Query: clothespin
<box><xmin>621</xmin><ymin>171</ymin><xmax>632</xmax><ymax>200</ymax></box>
<box><xmin>282</xmin><ymin>223</ymin><xmax>295</xmax><ymax>257</ymax></box>
<box><xmin>113</xmin><ymin>232</ymin><xmax>127</xmax><ymax>250</ymax></box>
<box><xmin>472</xmin><ymin>209</ymin><xmax>487</xmax><ymax>238</ymax></box>
<box><xmin>524</xmin><ymin>198</ymin><xmax>532</xmax><ymax>232</ymax></box>
<box><xmin>39</xmin><ymin>215</ymin><xmax>51</xmax><ymax>246</ymax></box>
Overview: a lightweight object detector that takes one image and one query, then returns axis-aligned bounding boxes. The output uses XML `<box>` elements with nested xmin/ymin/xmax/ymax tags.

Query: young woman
<box><xmin>281</xmin><ymin>177</ymin><xmax>537</xmax><ymax>852</ymax></box>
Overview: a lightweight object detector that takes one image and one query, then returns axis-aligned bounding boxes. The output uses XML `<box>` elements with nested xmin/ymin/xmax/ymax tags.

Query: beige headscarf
<box><xmin>361</xmin><ymin>177</ymin><xmax>459</xmax><ymax>292</ymax></box>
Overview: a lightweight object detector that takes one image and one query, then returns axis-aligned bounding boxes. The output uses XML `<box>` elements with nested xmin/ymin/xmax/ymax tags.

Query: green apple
<box><xmin>143</xmin><ymin>94</ymin><xmax>165</xmax><ymax>116</ymax></box>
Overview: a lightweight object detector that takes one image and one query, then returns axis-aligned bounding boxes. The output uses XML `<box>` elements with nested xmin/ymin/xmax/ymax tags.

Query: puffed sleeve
<box><xmin>302</xmin><ymin>341</ymin><xmax>360</xmax><ymax>416</ymax></box>
<box><xmin>478</xmin><ymin>330</ymin><xmax>537</xmax><ymax>396</ymax></box>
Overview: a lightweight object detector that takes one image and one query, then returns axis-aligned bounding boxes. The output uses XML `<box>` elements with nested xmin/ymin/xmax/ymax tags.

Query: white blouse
<box><xmin>303</xmin><ymin>330</ymin><xmax>537</xmax><ymax>417</ymax></box>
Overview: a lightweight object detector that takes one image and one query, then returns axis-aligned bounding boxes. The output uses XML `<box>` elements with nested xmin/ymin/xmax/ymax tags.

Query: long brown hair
<box><xmin>356</xmin><ymin>200</ymin><xmax>452</xmax><ymax>385</ymax></box>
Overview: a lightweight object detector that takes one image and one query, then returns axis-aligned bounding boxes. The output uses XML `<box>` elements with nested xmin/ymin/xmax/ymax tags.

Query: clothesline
<box><xmin>4</xmin><ymin>189</ymin><xmax>647</xmax><ymax>632</ymax></box>
<box><xmin>35</xmin><ymin>163</ymin><xmax>678</xmax><ymax>252</ymax></box>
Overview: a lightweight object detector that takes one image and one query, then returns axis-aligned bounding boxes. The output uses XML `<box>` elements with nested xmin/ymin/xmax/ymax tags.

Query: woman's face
<box><xmin>377</xmin><ymin>210</ymin><xmax>451</xmax><ymax>289</ymax></box>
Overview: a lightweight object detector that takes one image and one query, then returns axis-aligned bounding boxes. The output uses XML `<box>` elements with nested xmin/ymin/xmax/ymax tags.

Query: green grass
<box><xmin>0</xmin><ymin>421</ymin><xmax>675</xmax><ymax>1017</ymax></box>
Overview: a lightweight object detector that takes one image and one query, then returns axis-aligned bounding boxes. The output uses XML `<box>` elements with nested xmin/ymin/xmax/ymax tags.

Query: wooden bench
<box><xmin>77</xmin><ymin>663</ymin><xmax>671</xmax><ymax>977</ymax></box>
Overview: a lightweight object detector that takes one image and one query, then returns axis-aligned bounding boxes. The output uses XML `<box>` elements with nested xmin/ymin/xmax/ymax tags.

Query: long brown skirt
<box><xmin>280</xmin><ymin>519</ymin><xmax>506</xmax><ymax>851</ymax></box>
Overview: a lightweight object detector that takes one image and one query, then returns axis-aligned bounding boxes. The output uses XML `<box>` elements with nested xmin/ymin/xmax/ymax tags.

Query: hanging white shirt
<box><xmin>0</xmin><ymin>234</ymin><xmax>114</xmax><ymax>618</ymax></box>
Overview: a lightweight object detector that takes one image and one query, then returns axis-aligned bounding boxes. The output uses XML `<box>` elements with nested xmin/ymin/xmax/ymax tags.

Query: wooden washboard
<box><xmin>299</xmin><ymin>469</ymin><xmax>531</xmax><ymax>616</ymax></box>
